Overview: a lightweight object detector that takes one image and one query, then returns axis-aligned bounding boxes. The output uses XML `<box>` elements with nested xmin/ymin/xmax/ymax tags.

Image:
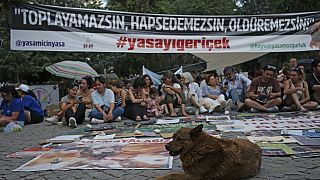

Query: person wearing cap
<box><xmin>0</xmin><ymin>85</ymin><xmax>25</xmax><ymax>127</ymax></box>
<box><xmin>17</xmin><ymin>84</ymin><xmax>44</xmax><ymax>124</ymax></box>
<box><xmin>222</xmin><ymin>66</ymin><xmax>252</xmax><ymax>112</ymax></box>
<box><xmin>245</xmin><ymin>64</ymin><xmax>282</xmax><ymax>113</ymax></box>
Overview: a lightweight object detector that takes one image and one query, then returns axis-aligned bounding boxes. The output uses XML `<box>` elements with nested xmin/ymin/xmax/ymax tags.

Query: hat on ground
<box><xmin>16</xmin><ymin>84</ymin><xmax>29</xmax><ymax>92</ymax></box>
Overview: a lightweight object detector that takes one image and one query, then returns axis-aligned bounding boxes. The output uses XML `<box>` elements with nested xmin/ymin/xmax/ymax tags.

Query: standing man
<box><xmin>223</xmin><ymin>67</ymin><xmax>251</xmax><ymax>112</ymax></box>
<box><xmin>306</xmin><ymin>60</ymin><xmax>320</xmax><ymax>103</ymax></box>
<box><xmin>245</xmin><ymin>64</ymin><xmax>282</xmax><ymax>112</ymax></box>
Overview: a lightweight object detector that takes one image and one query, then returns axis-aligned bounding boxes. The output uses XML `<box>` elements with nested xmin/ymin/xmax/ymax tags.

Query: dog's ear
<box><xmin>190</xmin><ymin>124</ymin><xmax>203</xmax><ymax>139</ymax></box>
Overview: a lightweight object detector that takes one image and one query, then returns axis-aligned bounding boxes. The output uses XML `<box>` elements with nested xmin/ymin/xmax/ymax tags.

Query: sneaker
<box><xmin>45</xmin><ymin>116</ymin><xmax>59</xmax><ymax>124</ymax></box>
<box><xmin>225</xmin><ymin>99</ymin><xmax>233</xmax><ymax>111</ymax></box>
<box><xmin>91</xmin><ymin>118</ymin><xmax>104</xmax><ymax>124</ymax></box>
<box><xmin>199</xmin><ymin>106</ymin><xmax>208</xmax><ymax>113</ymax></box>
<box><xmin>250</xmin><ymin>108</ymin><xmax>259</xmax><ymax>113</ymax></box>
<box><xmin>114</xmin><ymin>116</ymin><xmax>122</xmax><ymax>122</ymax></box>
<box><xmin>68</xmin><ymin>117</ymin><xmax>77</xmax><ymax>128</ymax></box>
<box><xmin>267</xmin><ymin>106</ymin><xmax>279</xmax><ymax>113</ymax></box>
<box><xmin>237</xmin><ymin>102</ymin><xmax>245</xmax><ymax>112</ymax></box>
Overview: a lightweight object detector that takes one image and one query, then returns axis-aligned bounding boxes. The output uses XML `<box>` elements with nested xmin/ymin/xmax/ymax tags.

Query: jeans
<box><xmin>89</xmin><ymin>106</ymin><xmax>125</xmax><ymax>120</ymax></box>
<box><xmin>229</xmin><ymin>88</ymin><xmax>246</xmax><ymax>104</ymax></box>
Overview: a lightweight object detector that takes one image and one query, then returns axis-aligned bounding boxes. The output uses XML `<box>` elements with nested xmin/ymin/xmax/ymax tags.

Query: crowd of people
<box><xmin>2</xmin><ymin>58</ymin><xmax>320</xmax><ymax>130</ymax></box>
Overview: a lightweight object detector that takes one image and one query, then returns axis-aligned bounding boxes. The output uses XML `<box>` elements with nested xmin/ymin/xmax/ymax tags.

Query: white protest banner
<box><xmin>10</xmin><ymin>4</ymin><xmax>320</xmax><ymax>53</ymax></box>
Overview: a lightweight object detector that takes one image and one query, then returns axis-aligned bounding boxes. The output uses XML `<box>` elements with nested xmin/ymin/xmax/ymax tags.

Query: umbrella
<box><xmin>45</xmin><ymin>61</ymin><xmax>98</xmax><ymax>80</ymax></box>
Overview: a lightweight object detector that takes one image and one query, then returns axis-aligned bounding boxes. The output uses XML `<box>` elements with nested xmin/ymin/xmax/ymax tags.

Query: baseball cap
<box><xmin>263</xmin><ymin>64</ymin><xmax>277</xmax><ymax>71</ymax></box>
<box><xmin>16</xmin><ymin>84</ymin><xmax>29</xmax><ymax>92</ymax></box>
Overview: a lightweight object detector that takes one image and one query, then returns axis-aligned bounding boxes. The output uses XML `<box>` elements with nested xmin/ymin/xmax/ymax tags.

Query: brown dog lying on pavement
<box><xmin>156</xmin><ymin>124</ymin><xmax>262</xmax><ymax>180</ymax></box>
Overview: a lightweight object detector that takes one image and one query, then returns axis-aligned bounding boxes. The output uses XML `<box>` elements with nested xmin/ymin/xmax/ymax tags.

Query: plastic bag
<box><xmin>4</xmin><ymin>122</ymin><xmax>22</xmax><ymax>133</ymax></box>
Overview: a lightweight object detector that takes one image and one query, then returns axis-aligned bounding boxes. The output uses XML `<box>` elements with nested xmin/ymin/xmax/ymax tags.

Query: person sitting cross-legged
<box><xmin>245</xmin><ymin>64</ymin><xmax>282</xmax><ymax>113</ymax></box>
<box><xmin>222</xmin><ymin>66</ymin><xmax>251</xmax><ymax>112</ymax></box>
<box><xmin>89</xmin><ymin>76</ymin><xmax>125</xmax><ymax>124</ymax></box>
<box><xmin>282</xmin><ymin>67</ymin><xmax>318</xmax><ymax>111</ymax></box>
<box><xmin>60</xmin><ymin>81</ymin><xmax>86</xmax><ymax>128</ymax></box>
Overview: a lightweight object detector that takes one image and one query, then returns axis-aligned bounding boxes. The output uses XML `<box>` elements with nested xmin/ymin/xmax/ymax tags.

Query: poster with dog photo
<box><xmin>14</xmin><ymin>138</ymin><xmax>173</xmax><ymax>171</ymax></box>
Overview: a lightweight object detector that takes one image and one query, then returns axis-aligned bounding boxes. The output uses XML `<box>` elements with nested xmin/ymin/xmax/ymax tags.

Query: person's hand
<box><xmin>177</xmin><ymin>97</ymin><xmax>182</xmax><ymax>104</ymax></box>
<box><xmin>251</xmin><ymin>94</ymin><xmax>259</xmax><ymax>100</ymax></box>
<box><xmin>212</xmin><ymin>95</ymin><xmax>218</xmax><ymax>100</ymax></box>
<box><xmin>268</xmin><ymin>93</ymin><xmax>277</xmax><ymax>99</ymax></box>
<box><xmin>296</xmin><ymin>87</ymin><xmax>305</xmax><ymax>92</ymax></box>
<box><xmin>102</xmin><ymin>112</ymin><xmax>108</xmax><ymax>121</ymax></box>
<box><xmin>140</xmin><ymin>101</ymin><xmax>147</xmax><ymax>106</ymax></box>
<box><xmin>168</xmin><ymin>90</ymin><xmax>175</xmax><ymax>95</ymax></box>
<box><xmin>106</xmin><ymin>113</ymin><xmax>113</xmax><ymax>121</ymax></box>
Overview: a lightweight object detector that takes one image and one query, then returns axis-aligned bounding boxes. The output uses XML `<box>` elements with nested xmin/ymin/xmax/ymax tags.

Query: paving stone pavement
<box><xmin>1</xmin><ymin>121</ymin><xmax>320</xmax><ymax>180</ymax></box>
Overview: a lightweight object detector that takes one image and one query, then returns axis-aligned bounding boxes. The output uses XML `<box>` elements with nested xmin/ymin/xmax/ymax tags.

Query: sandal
<box><xmin>170</xmin><ymin>113</ymin><xmax>178</xmax><ymax>117</ymax></box>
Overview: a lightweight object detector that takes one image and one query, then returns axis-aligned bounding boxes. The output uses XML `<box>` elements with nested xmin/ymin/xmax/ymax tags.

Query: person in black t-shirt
<box><xmin>305</xmin><ymin>60</ymin><xmax>320</xmax><ymax>103</ymax></box>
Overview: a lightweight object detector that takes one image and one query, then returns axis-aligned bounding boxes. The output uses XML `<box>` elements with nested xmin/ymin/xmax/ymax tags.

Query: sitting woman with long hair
<box><xmin>125</xmin><ymin>76</ymin><xmax>149</xmax><ymax>121</ymax></box>
<box><xmin>59</xmin><ymin>81</ymin><xmax>86</xmax><ymax>128</ymax></box>
<box><xmin>283</xmin><ymin>67</ymin><xmax>318</xmax><ymax>111</ymax></box>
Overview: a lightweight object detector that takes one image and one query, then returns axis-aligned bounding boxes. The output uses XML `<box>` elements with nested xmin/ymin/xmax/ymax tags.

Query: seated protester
<box><xmin>125</xmin><ymin>76</ymin><xmax>149</xmax><ymax>121</ymax></box>
<box><xmin>16</xmin><ymin>84</ymin><xmax>44</xmax><ymax>124</ymax></box>
<box><xmin>195</xmin><ymin>75</ymin><xmax>203</xmax><ymax>87</ymax></box>
<box><xmin>108</xmin><ymin>80</ymin><xmax>127</xmax><ymax>119</ymax></box>
<box><xmin>203</xmin><ymin>74</ymin><xmax>233</xmax><ymax>114</ymax></box>
<box><xmin>181</xmin><ymin>72</ymin><xmax>210</xmax><ymax>114</ymax></box>
<box><xmin>306</xmin><ymin>60</ymin><xmax>320</xmax><ymax>103</ymax></box>
<box><xmin>223</xmin><ymin>66</ymin><xmax>252</xmax><ymax>112</ymax></box>
<box><xmin>142</xmin><ymin>74</ymin><xmax>154</xmax><ymax>97</ymax></box>
<box><xmin>160</xmin><ymin>71</ymin><xmax>189</xmax><ymax>117</ymax></box>
<box><xmin>0</xmin><ymin>85</ymin><xmax>25</xmax><ymax>127</ymax></box>
<box><xmin>283</xmin><ymin>68</ymin><xmax>318</xmax><ymax>111</ymax></box>
<box><xmin>60</xmin><ymin>81</ymin><xmax>86</xmax><ymax>128</ymax></box>
<box><xmin>77</xmin><ymin>76</ymin><xmax>94</xmax><ymax>109</ymax></box>
<box><xmin>89</xmin><ymin>76</ymin><xmax>124</xmax><ymax>123</ymax></box>
<box><xmin>245</xmin><ymin>64</ymin><xmax>282</xmax><ymax>113</ymax></box>
<box><xmin>145</xmin><ymin>87</ymin><xmax>164</xmax><ymax>118</ymax></box>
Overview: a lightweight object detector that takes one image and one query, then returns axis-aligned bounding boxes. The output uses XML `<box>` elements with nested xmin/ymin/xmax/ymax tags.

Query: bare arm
<box><xmin>0</xmin><ymin>112</ymin><xmax>20</xmax><ymax>125</ymax></box>
<box><xmin>128</xmin><ymin>89</ymin><xmax>144</xmax><ymax>103</ymax></box>
<box><xmin>300</xmin><ymin>82</ymin><xmax>310</xmax><ymax>104</ymax></box>
<box><xmin>312</xmin><ymin>85</ymin><xmax>320</xmax><ymax>91</ymax></box>
<box><xmin>120</xmin><ymin>90</ymin><xmax>127</xmax><ymax>107</ymax></box>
